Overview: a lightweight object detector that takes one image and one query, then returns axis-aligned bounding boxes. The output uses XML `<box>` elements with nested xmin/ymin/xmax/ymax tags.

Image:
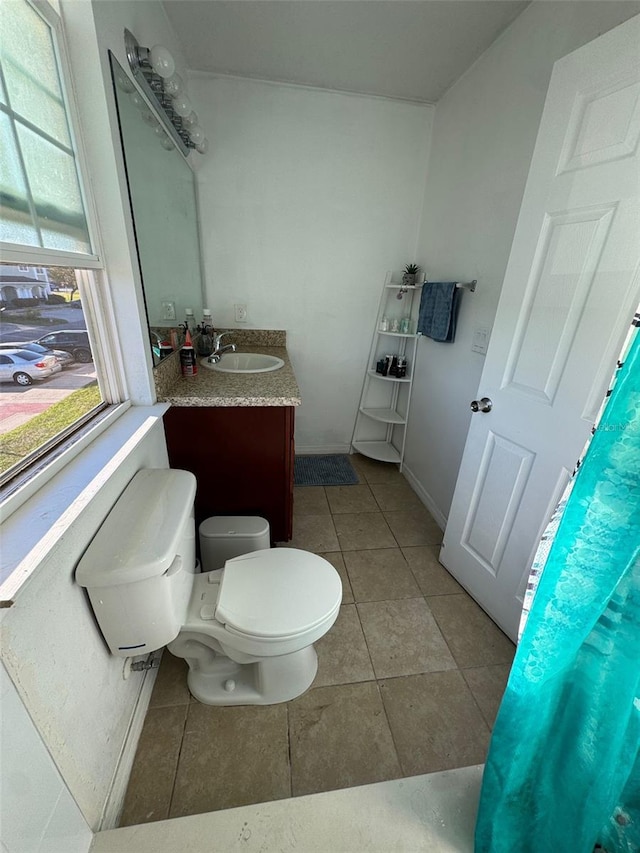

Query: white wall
<box><xmin>0</xmin><ymin>0</ymin><xmax>188</xmax><ymax>838</ymax></box>
<box><xmin>404</xmin><ymin>0</ymin><xmax>640</xmax><ymax>521</ymax></box>
<box><xmin>0</xmin><ymin>411</ymin><xmax>170</xmax><ymax>833</ymax></box>
<box><xmin>0</xmin><ymin>663</ymin><xmax>93</xmax><ymax>853</ymax></box>
<box><xmin>189</xmin><ymin>75</ymin><xmax>433</xmax><ymax>451</ymax></box>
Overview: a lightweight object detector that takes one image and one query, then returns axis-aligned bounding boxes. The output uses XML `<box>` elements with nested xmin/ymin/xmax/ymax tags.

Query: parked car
<box><xmin>34</xmin><ymin>330</ymin><xmax>93</xmax><ymax>363</ymax></box>
<box><xmin>0</xmin><ymin>341</ymin><xmax>75</xmax><ymax>369</ymax></box>
<box><xmin>0</xmin><ymin>349</ymin><xmax>62</xmax><ymax>386</ymax></box>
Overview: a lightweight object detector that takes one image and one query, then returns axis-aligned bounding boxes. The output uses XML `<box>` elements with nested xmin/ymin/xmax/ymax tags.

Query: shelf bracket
<box><xmin>456</xmin><ymin>279</ymin><xmax>477</xmax><ymax>292</ymax></box>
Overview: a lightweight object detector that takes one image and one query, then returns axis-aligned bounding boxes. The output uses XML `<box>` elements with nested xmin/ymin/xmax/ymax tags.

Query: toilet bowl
<box><xmin>76</xmin><ymin>468</ymin><xmax>342</xmax><ymax>706</ymax></box>
<box><xmin>169</xmin><ymin>548</ymin><xmax>341</xmax><ymax>704</ymax></box>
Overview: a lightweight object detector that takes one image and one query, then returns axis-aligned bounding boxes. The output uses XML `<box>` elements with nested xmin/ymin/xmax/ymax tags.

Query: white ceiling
<box><xmin>161</xmin><ymin>0</ymin><xmax>531</xmax><ymax>104</ymax></box>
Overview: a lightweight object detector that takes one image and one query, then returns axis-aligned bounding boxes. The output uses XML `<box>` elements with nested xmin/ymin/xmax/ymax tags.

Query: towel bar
<box><xmin>455</xmin><ymin>280</ymin><xmax>477</xmax><ymax>292</ymax></box>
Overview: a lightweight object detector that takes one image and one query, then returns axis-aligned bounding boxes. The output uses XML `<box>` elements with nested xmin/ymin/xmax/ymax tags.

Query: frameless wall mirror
<box><xmin>109</xmin><ymin>52</ymin><xmax>204</xmax><ymax>364</ymax></box>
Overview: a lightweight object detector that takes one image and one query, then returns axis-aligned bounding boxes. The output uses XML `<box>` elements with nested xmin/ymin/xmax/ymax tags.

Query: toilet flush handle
<box><xmin>164</xmin><ymin>555</ymin><xmax>182</xmax><ymax>577</ymax></box>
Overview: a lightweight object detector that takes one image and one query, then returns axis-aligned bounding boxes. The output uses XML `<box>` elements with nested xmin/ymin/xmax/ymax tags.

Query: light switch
<box><xmin>471</xmin><ymin>326</ymin><xmax>490</xmax><ymax>355</ymax></box>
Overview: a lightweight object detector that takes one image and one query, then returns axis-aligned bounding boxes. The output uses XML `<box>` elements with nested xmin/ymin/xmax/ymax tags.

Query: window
<box><xmin>0</xmin><ymin>1</ymin><xmax>119</xmax><ymax>488</ymax></box>
<box><xmin>0</xmin><ymin>261</ymin><xmax>103</xmax><ymax>480</ymax></box>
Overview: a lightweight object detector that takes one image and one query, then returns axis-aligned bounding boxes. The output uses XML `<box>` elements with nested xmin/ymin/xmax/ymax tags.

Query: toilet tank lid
<box><xmin>199</xmin><ymin>516</ymin><xmax>269</xmax><ymax>539</ymax></box>
<box><xmin>76</xmin><ymin>469</ymin><xmax>197</xmax><ymax>588</ymax></box>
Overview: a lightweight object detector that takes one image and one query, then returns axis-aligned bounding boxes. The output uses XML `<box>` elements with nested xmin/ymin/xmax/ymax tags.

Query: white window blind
<box><xmin>0</xmin><ymin>0</ymin><xmax>92</xmax><ymax>254</ymax></box>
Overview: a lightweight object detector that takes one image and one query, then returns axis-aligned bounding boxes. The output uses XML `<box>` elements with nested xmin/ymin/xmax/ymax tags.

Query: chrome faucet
<box><xmin>207</xmin><ymin>332</ymin><xmax>236</xmax><ymax>363</ymax></box>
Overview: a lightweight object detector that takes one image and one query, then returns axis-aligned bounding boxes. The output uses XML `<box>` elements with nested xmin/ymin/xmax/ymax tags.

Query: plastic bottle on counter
<box><xmin>180</xmin><ymin>330</ymin><xmax>198</xmax><ymax>377</ymax></box>
<box><xmin>198</xmin><ymin>308</ymin><xmax>214</xmax><ymax>356</ymax></box>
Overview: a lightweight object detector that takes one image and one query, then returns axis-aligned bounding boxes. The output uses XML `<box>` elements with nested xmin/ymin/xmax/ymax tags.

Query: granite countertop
<box><xmin>156</xmin><ymin>340</ymin><xmax>301</xmax><ymax>407</ymax></box>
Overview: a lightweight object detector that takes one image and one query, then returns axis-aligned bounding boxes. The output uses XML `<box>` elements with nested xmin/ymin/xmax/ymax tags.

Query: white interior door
<box><xmin>441</xmin><ymin>15</ymin><xmax>640</xmax><ymax>642</ymax></box>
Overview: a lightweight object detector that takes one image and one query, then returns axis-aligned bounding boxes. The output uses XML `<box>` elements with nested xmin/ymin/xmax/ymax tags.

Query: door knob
<box><xmin>470</xmin><ymin>397</ymin><xmax>493</xmax><ymax>413</ymax></box>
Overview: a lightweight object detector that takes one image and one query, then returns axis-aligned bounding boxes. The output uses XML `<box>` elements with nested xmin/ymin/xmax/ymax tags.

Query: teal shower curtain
<box><xmin>475</xmin><ymin>322</ymin><xmax>640</xmax><ymax>852</ymax></box>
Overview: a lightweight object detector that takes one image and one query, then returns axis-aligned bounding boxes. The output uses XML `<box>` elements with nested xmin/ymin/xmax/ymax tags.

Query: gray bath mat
<box><xmin>294</xmin><ymin>454</ymin><xmax>358</xmax><ymax>486</ymax></box>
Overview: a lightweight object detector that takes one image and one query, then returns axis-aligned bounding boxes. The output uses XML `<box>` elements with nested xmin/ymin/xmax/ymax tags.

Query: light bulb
<box><xmin>160</xmin><ymin>136</ymin><xmax>174</xmax><ymax>150</ymax></box>
<box><xmin>164</xmin><ymin>73</ymin><xmax>183</xmax><ymax>97</ymax></box>
<box><xmin>141</xmin><ymin>109</ymin><xmax>156</xmax><ymax>126</ymax></box>
<box><xmin>182</xmin><ymin>110</ymin><xmax>198</xmax><ymax>129</ymax></box>
<box><xmin>116</xmin><ymin>72</ymin><xmax>135</xmax><ymax>94</ymax></box>
<box><xmin>129</xmin><ymin>90</ymin><xmax>147</xmax><ymax>111</ymax></box>
<box><xmin>149</xmin><ymin>45</ymin><xmax>175</xmax><ymax>79</ymax></box>
<box><xmin>172</xmin><ymin>94</ymin><xmax>192</xmax><ymax>118</ymax></box>
<box><xmin>188</xmin><ymin>124</ymin><xmax>206</xmax><ymax>146</ymax></box>
<box><xmin>196</xmin><ymin>137</ymin><xmax>209</xmax><ymax>155</ymax></box>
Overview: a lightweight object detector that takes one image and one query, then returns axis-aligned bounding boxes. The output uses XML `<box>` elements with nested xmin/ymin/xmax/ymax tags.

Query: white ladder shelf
<box><xmin>350</xmin><ymin>271</ymin><xmax>423</xmax><ymax>470</ymax></box>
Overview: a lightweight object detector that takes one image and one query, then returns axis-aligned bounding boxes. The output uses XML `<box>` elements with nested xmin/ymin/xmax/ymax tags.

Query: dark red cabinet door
<box><xmin>163</xmin><ymin>406</ymin><xmax>294</xmax><ymax>542</ymax></box>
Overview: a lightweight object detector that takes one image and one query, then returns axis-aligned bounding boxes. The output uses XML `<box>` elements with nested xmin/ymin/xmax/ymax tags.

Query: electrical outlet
<box><xmin>161</xmin><ymin>300</ymin><xmax>176</xmax><ymax>321</ymax></box>
<box><xmin>235</xmin><ymin>303</ymin><xmax>248</xmax><ymax>323</ymax></box>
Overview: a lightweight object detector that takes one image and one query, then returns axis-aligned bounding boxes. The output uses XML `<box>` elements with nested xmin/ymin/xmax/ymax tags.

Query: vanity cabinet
<box><xmin>163</xmin><ymin>406</ymin><xmax>294</xmax><ymax>542</ymax></box>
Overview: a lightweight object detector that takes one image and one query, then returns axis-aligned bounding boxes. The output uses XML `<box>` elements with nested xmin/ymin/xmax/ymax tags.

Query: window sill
<box><xmin>0</xmin><ymin>402</ymin><xmax>169</xmax><ymax>605</ymax></box>
<box><xmin>1</xmin><ymin>402</ymin><xmax>131</xmax><ymax>517</ymax></box>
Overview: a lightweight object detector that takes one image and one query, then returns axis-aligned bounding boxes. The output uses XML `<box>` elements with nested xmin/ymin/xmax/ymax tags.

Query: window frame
<box><xmin>0</xmin><ymin>0</ymin><xmax>129</xmax><ymax>495</ymax></box>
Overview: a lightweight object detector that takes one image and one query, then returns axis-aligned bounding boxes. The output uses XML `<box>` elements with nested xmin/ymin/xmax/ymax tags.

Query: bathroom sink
<box><xmin>201</xmin><ymin>352</ymin><xmax>285</xmax><ymax>373</ymax></box>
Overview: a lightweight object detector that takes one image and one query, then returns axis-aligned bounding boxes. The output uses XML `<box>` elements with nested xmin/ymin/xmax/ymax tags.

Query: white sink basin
<box><xmin>201</xmin><ymin>352</ymin><xmax>285</xmax><ymax>373</ymax></box>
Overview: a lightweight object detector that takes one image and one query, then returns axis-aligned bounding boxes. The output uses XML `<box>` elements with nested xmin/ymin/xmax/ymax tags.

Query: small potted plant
<box><xmin>402</xmin><ymin>263</ymin><xmax>420</xmax><ymax>286</ymax></box>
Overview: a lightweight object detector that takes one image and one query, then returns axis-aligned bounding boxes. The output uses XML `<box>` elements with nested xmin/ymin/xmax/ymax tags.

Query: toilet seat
<box><xmin>216</xmin><ymin>548</ymin><xmax>342</xmax><ymax>640</ymax></box>
<box><xmin>177</xmin><ymin>547</ymin><xmax>342</xmax><ymax>659</ymax></box>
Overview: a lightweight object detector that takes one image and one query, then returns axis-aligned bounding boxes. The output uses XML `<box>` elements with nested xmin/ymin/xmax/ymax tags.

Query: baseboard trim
<box><xmin>98</xmin><ymin>656</ymin><xmax>160</xmax><ymax>830</ymax></box>
<box><xmin>401</xmin><ymin>462</ymin><xmax>448</xmax><ymax>531</ymax></box>
<box><xmin>295</xmin><ymin>445</ymin><xmax>351</xmax><ymax>455</ymax></box>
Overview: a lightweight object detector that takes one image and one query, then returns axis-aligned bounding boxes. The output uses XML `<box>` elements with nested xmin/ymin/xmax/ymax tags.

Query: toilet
<box><xmin>76</xmin><ymin>468</ymin><xmax>342</xmax><ymax>705</ymax></box>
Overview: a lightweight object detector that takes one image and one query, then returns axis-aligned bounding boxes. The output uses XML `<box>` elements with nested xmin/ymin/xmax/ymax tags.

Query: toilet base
<box><xmin>170</xmin><ymin>643</ymin><xmax>318</xmax><ymax>706</ymax></box>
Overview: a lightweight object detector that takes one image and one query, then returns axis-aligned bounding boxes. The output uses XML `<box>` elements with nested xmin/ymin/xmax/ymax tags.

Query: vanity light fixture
<box><xmin>124</xmin><ymin>28</ymin><xmax>208</xmax><ymax>157</ymax></box>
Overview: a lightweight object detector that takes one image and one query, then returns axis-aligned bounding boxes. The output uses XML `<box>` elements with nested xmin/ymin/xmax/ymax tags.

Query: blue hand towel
<box><xmin>417</xmin><ymin>282</ymin><xmax>462</xmax><ymax>342</ymax></box>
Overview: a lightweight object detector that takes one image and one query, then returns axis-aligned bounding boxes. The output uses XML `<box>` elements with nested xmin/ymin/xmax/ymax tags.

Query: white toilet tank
<box><xmin>76</xmin><ymin>469</ymin><xmax>197</xmax><ymax>657</ymax></box>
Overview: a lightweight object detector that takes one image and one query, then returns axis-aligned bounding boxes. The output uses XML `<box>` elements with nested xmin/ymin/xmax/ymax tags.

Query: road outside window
<box><xmin>0</xmin><ymin>262</ymin><xmax>104</xmax><ymax>480</ymax></box>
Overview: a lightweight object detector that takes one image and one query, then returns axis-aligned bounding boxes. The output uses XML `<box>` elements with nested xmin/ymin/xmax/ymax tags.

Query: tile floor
<box><xmin>119</xmin><ymin>454</ymin><xmax>515</xmax><ymax>827</ymax></box>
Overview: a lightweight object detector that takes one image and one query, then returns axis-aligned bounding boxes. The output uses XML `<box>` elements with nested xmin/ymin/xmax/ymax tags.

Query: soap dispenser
<box><xmin>178</xmin><ymin>309</ymin><xmax>195</xmax><ymax>347</ymax></box>
<box><xmin>197</xmin><ymin>308</ymin><xmax>214</xmax><ymax>356</ymax></box>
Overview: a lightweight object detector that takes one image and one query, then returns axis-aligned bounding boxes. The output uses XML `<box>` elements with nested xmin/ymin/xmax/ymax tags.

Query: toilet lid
<box><xmin>216</xmin><ymin>548</ymin><xmax>342</xmax><ymax>639</ymax></box>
